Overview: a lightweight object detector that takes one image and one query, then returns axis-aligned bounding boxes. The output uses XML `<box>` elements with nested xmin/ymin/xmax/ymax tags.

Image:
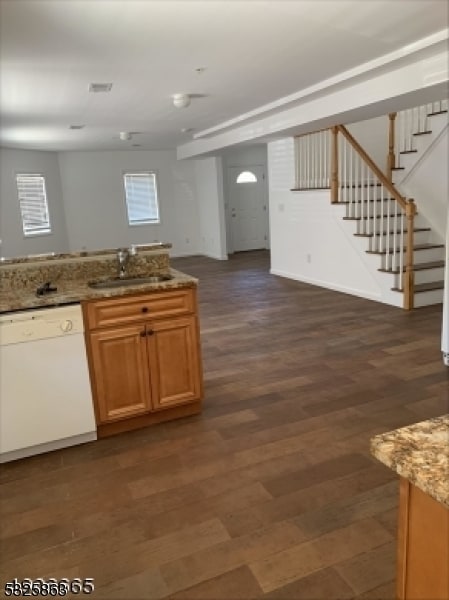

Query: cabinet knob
<box><xmin>140</xmin><ymin>330</ymin><xmax>146</xmax><ymax>337</ymax></box>
<box><xmin>141</xmin><ymin>306</ymin><xmax>149</xmax><ymax>313</ymax></box>
<box><xmin>146</xmin><ymin>329</ymin><xmax>154</xmax><ymax>336</ymax></box>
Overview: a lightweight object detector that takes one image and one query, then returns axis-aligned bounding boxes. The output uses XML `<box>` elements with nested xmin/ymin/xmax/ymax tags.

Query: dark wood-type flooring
<box><xmin>1</xmin><ymin>251</ymin><xmax>448</xmax><ymax>599</ymax></box>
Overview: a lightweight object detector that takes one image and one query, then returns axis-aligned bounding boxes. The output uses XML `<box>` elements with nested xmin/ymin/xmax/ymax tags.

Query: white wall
<box><xmin>194</xmin><ymin>157</ymin><xmax>227</xmax><ymax>260</ymax></box>
<box><xmin>399</xmin><ymin>125</ymin><xmax>448</xmax><ymax>240</ymax></box>
<box><xmin>0</xmin><ymin>148</ymin><xmax>69</xmax><ymax>258</ymax></box>
<box><xmin>221</xmin><ymin>145</ymin><xmax>269</xmax><ymax>253</ymax></box>
<box><xmin>268</xmin><ymin>138</ymin><xmax>403</xmax><ymax>307</ymax></box>
<box><xmin>347</xmin><ymin>116</ymin><xmax>388</xmax><ymax>170</ymax></box>
<box><xmin>58</xmin><ymin>150</ymin><xmax>200</xmax><ymax>256</ymax></box>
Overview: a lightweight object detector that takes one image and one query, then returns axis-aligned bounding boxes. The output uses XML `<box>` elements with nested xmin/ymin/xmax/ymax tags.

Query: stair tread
<box><xmin>400</xmin><ymin>149</ymin><xmax>418</xmax><ymax>154</ymax></box>
<box><xmin>354</xmin><ymin>228</ymin><xmax>430</xmax><ymax>238</ymax></box>
<box><xmin>337</xmin><ymin>198</ymin><xmax>399</xmax><ymax>204</ymax></box>
<box><xmin>392</xmin><ymin>281</ymin><xmax>445</xmax><ymax>293</ymax></box>
<box><xmin>290</xmin><ymin>186</ymin><xmax>330</xmax><ymax>191</ymax></box>
<box><xmin>367</xmin><ymin>243</ymin><xmax>444</xmax><ymax>256</ymax></box>
<box><xmin>428</xmin><ymin>110</ymin><xmax>448</xmax><ymax>116</ymax></box>
<box><xmin>341</xmin><ymin>183</ymin><xmax>382</xmax><ymax>188</ymax></box>
<box><xmin>343</xmin><ymin>214</ymin><xmax>406</xmax><ymax>221</ymax></box>
<box><xmin>391</xmin><ymin>167</ymin><xmax>405</xmax><ymax>171</ymax></box>
<box><xmin>413</xmin><ymin>130</ymin><xmax>432</xmax><ymax>136</ymax></box>
<box><xmin>379</xmin><ymin>260</ymin><xmax>445</xmax><ymax>274</ymax></box>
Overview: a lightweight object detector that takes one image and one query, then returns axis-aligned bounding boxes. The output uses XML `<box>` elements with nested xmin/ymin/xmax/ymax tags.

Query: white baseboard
<box><xmin>269</xmin><ymin>268</ymin><xmax>388</xmax><ymax>304</ymax></box>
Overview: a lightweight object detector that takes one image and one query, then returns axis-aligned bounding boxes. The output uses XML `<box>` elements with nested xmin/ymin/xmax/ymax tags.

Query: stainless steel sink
<box><xmin>88</xmin><ymin>274</ymin><xmax>173</xmax><ymax>289</ymax></box>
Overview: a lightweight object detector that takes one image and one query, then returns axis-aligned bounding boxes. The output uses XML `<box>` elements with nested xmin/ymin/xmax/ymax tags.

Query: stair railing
<box><xmin>293</xmin><ymin>129</ymin><xmax>330</xmax><ymax>190</ymax></box>
<box><xmin>332</xmin><ymin>125</ymin><xmax>416</xmax><ymax>310</ymax></box>
<box><xmin>293</xmin><ymin>125</ymin><xmax>417</xmax><ymax>309</ymax></box>
<box><xmin>389</xmin><ymin>100</ymin><xmax>448</xmax><ymax>172</ymax></box>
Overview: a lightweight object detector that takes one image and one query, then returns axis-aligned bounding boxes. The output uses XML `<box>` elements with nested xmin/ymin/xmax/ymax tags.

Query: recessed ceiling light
<box><xmin>181</xmin><ymin>128</ymin><xmax>193</xmax><ymax>133</ymax></box>
<box><xmin>89</xmin><ymin>82</ymin><xmax>113</xmax><ymax>93</ymax></box>
<box><xmin>119</xmin><ymin>131</ymin><xmax>132</xmax><ymax>141</ymax></box>
<box><xmin>69</xmin><ymin>124</ymin><xmax>85</xmax><ymax>129</ymax></box>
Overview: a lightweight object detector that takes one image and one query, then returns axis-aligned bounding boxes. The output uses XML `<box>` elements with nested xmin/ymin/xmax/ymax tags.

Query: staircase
<box><xmin>293</xmin><ymin>101</ymin><xmax>447</xmax><ymax>309</ymax></box>
<box><xmin>388</xmin><ymin>102</ymin><xmax>447</xmax><ymax>306</ymax></box>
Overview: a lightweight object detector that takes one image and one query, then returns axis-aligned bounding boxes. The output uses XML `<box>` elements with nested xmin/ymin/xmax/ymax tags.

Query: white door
<box><xmin>228</xmin><ymin>166</ymin><xmax>268</xmax><ymax>252</ymax></box>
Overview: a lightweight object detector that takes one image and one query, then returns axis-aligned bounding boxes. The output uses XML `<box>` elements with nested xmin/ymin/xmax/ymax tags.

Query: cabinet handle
<box><xmin>146</xmin><ymin>329</ymin><xmax>154</xmax><ymax>336</ymax></box>
<box><xmin>140</xmin><ymin>330</ymin><xmax>146</xmax><ymax>337</ymax></box>
<box><xmin>141</xmin><ymin>306</ymin><xmax>149</xmax><ymax>313</ymax></box>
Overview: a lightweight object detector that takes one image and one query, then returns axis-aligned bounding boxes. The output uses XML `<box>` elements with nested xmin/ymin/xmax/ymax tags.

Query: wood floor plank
<box><xmin>248</xmin><ymin>518</ymin><xmax>392</xmax><ymax>593</ymax></box>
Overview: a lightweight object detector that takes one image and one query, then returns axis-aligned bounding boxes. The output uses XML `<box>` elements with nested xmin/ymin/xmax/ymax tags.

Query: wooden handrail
<box><xmin>337</xmin><ymin>124</ymin><xmax>407</xmax><ymax>210</ymax></box>
<box><xmin>387</xmin><ymin>112</ymin><xmax>397</xmax><ymax>182</ymax></box>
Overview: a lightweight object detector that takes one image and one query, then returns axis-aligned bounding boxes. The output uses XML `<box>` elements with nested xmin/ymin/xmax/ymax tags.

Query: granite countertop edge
<box><xmin>0</xmin><ymin>268</ymin><xmax>197</xmax><ymax>314</ymax></box>
<box><xmin>371</xmin><ymin>414</ymin><xmax>449</xmax><ymax>509</ymax></box>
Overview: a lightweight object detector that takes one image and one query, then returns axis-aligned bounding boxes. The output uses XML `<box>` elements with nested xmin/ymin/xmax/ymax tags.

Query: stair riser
<box><xmin>352</xmin><ymin>215</ymin><xmax>404</xmax><ymax>233</ymax></box>
<box><xmin>414</xmin><ymin>288</ymin><xmax>444</xmax><ymax>307</ymax></box>
<box><xmin>379</xmin><ymin>248</ymin><xmax>444</xmax><ymax>270</ymax></box>
<box><xmin>344</xmin><ymin>200</ymin><xmax>402</xmax><ymax>218</ymax></box>
<box><xmin>340</xmin><ymin>189</ymin><xmax>398</xmax><ymax>202</ymax></box>
<box><xmin>366</xmin><ymin>231</ymin><xmax>430</xmax><ymax>251</ymax></box>
<box><xmin>413</xmin><ymin>247</ymin><xmax>445</xmax><ymax>264</ymax></box>
<box><xmin>391</xmin><ymin>267</ymin><xmax>445</xmax><ymax>288</ymax></box>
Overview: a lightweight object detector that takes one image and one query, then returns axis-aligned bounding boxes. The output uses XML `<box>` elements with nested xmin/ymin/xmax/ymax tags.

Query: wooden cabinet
<box><xmin>89</xmin><ymin>323</ymin><xmax>151</xmax><ymax>422</ymax></box>
<box><xmin>84</xmin><ymin>287</ymin><xmax>203</xmax><ymax>436</ymax></box>
<box><xmin>397</xmin><ymin>478</ymin><xmax>449</xmax><ymax>600</ymax></box>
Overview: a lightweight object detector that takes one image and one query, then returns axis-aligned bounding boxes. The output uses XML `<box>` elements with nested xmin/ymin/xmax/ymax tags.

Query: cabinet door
<box><xmin>148</xmin><ymin>315</ymin><xmax>202</xmax><ymax>410</ymax></box>
<box><xmin>89</xmin><ymin>324</ymin><xmax>151</xmax><ymax>423</ymax></box>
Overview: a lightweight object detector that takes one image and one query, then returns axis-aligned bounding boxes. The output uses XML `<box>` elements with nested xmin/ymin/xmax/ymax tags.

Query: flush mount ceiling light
<box><xmin>172</xmin><ymin>93</ymin><xmax>191</xmax><ymax>109</ymax></box>
<box><xmin>119</xmin><ymin>131</ymin><xmax>132</xmax><ymax>141</ymax></box>
<box><xmin>89</xmin><ymin>82</ymin><xmax>113</xmax><ymax>93</ymax></box>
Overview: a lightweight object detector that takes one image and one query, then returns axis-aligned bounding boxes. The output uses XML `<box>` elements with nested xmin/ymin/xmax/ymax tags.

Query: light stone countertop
<box><xmin>371</xmin><ymin>415</ymin><xmax>449</xmax><ymax>508</ymax></box>
<box><xmin>0</xmin><ymin>268</ymin><xmax>197</xmax><ymax>314</ymax></box>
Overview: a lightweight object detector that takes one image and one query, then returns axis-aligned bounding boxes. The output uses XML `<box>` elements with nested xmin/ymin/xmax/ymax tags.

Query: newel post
<box><xmin>387</xmin><ymin>112</ymin><xmax>397</xmax><ymax>183</ymax></box>
<box><xmin>403</xmin><ymin>199</ymin><xmax>416</xmax><ymax>310</ymax></box>
<box><xmin>330</xmin><ymin>126</ymin><xmax>339</xmax><ymax>203</ymax></box>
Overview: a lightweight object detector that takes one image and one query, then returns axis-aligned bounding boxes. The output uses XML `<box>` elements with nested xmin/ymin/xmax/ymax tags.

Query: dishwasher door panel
<box><xmin>0</xmin><ymin>333</ymin><xmax>96</xmax><ymax>455</ymax></box>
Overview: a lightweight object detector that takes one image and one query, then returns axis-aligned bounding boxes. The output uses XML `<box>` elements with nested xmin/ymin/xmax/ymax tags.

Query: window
<box><xmin>124</xmin><ymin>172</ymin><xmax>160</xmax><ymax>225</ymax></box>
<box><xmin>16</xmin><ymin>174</ymin><xmax>51</xmax><ymax>236</ymax></box>
<box><xmin>236</xmin><ymin>170</ymin><xmax>257</xmax><ymax>183</ymax></box>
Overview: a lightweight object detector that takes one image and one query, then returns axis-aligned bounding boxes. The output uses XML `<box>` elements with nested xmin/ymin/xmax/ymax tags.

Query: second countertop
<box><xmin>371</xmin><ymin>414</ymin><xmax>449</xmax><ymax>508</ymax></box>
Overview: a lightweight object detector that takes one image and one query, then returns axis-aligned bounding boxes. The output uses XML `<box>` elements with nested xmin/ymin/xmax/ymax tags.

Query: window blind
<box><xmin>16</xmin><ymin>174</ymin><xmax>51</xmax><ymax>236</ymax></box>
<box><xmin>124</xmin><ymin>172</ymin><xmax>160</xmax><ymax>225</ymax></box>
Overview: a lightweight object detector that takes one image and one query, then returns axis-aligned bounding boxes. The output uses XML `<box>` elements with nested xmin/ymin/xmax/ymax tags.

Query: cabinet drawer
<box><xmin>85</xmin><ymin>288</ymin><xmax>195</xmax><ymax>329</ymax></box>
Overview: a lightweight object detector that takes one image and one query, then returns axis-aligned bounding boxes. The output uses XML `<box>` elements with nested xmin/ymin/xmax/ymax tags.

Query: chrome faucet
<box><xmin>117</xmin><ymin>248</ymin><xmax>129</xmax><ymax>278</ymax></box>
<box><xmin>117</xmin><ymin>246</ymin><xmax>136</xmax><ymax>278</ymax></box>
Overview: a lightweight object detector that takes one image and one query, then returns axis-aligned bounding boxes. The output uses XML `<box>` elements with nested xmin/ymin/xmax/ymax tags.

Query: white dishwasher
<box><xmin>0</xmin><ymin>304</ymin><xmax>97</xmax><ymax>463</ymax></box>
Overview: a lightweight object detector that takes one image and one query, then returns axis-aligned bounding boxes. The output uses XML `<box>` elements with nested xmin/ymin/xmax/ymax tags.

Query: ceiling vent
<box><xmin>69</xmin><ymin>124</ymin><xmax>85</xmax><ymax>129</ymax></box>
<box><xmin>89</xmin><ymin>83</ymin><xmax>113</xmax><ymax>93</ymax></box>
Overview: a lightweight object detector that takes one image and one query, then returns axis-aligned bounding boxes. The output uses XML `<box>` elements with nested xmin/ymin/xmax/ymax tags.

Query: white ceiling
<box><xmin>1</xmin><ymin>0</ymin><xmax>447</xmax><ymax>152</ymax></box>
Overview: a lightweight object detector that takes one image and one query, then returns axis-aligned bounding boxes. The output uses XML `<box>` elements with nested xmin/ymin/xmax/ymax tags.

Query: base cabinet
<box><xmin>397</xmin><ymin>478</ymin><xmax>449</xmax><ymax>600</ymax></box>
<box><xmin>90</xmin><ymin>323</ymin><xmax>152</xmax><ymax>422</ymax></box>
<box><xmin>84</xmin><ymin>287</ymin><xmax>203</xmax><ymax>433</ymax></box>
<box><xmin>148</xmin><ymin>316</ymin><xmax>201</xmax><ymax>410</ymax></box>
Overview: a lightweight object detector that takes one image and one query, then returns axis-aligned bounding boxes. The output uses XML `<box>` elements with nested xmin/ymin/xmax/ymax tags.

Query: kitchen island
<box><xmin>371</xmin><ymin>415</ymin><xmax>449</xmax><ymax>600</ymax></box>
